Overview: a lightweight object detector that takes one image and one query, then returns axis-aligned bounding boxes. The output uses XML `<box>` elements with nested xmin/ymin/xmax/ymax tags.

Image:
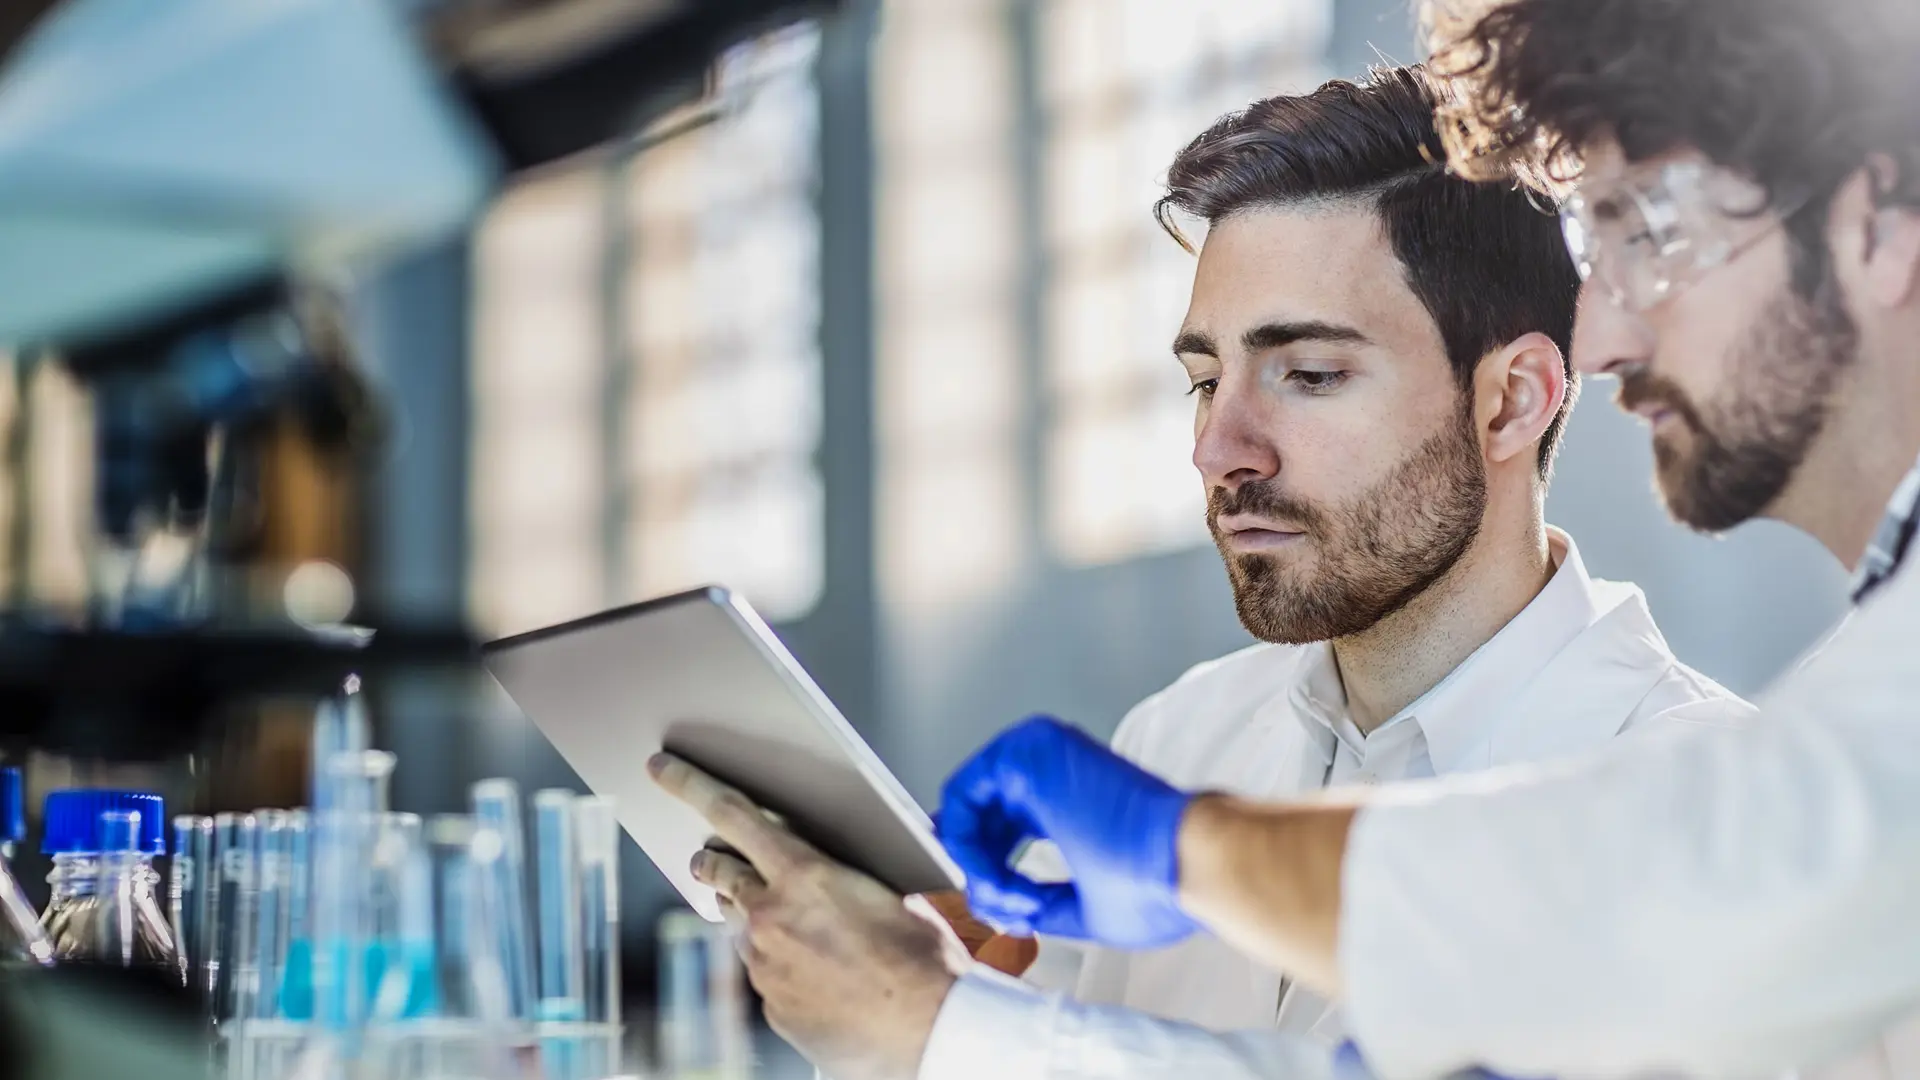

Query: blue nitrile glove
<box><xmin>1332</xmin><ymin>1042</ymin><xmax>1374</xmax><ymax>1080</ymax></box>
<box><xmin>935</xmin><ymin>715</ymin><xmax>1198</xmax><ymax>949</ymax></box>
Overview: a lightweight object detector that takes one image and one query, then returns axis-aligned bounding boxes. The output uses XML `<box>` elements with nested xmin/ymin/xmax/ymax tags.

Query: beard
<box><xmin>1210</xmin><ymin>401</ymin><xmax>1488</xmax><ymax>645</ymax></box>
<box><xmin>1619</xmin><ymin>278</ymin><xmax>1859</xmax><ymax>533</ymax></box>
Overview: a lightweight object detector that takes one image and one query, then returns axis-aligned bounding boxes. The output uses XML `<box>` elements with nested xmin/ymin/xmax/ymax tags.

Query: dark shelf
<box><xmin>0</xmin><ymin>622</ymin><xmax>478</xmax><ymax>759</ymax></box>
<box><xmin>445</xmin><ymin>0</ymin><xmax>842</xmax><ymax>171</ymax></box>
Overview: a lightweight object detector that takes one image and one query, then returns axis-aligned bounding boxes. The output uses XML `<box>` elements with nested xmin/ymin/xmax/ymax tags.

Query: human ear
<box><xmin>1836</xmin><ymin>158</ymin><xmax>1920</xmax><ymax>309</ymax></box>
<box><xmin>1477</xmin><ymin>331</ymin><xmax>1569</xmax><ymax>468</ymax></box>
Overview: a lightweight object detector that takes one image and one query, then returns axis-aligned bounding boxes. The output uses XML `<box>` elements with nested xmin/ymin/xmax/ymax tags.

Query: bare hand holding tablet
<box><xmin>482</xmin><ymin>586</ymin><xmax>962</xmax><ymax>921</ymax></box>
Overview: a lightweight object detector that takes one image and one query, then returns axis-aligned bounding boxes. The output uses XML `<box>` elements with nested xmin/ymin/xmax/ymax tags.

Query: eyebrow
<box><xmin>1172</xmin><ymin>320</ymin><xmax>1372</xmax><ymax>359</ymax></box>
<box><xmin>1242</xmin><ymin>320</ymin><xmax>1371</xmax><ymax>352</ymax></box>
<box><xmin>1172</xmin><ymin>329</ymin><xmax>1218</xmax><ymax>358</ymax></box>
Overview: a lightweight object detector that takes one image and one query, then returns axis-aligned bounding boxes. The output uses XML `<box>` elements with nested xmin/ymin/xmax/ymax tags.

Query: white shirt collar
<box><xmin>1286</xmin><ymin>527</ymin><xmax>1604</xmax><ymax>776</ymax></box>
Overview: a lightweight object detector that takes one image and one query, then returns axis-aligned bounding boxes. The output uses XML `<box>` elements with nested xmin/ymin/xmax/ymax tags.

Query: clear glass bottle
<box><xmin>0</xmin><ymin>767</ymin><xmax>52</xmax><ymax>965</ymax></box>
<box><xmin>38</xmin><ymin>789</ymin><xmax>177</xmax><ymax>969</ymax></box>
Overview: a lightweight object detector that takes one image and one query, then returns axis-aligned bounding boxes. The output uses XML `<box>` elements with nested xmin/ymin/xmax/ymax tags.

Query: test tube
<box><xmin>313</xmin><ymin>749</ymin><xmax>394</xmax><ymax>1035</ymax></box>
<box><xmin>534</xmin><ymin>791</ymin><xmax>585</xmax><ymax>1080</ymax></box>
<box><xmin>374</xmin><ymin>812</ymin><xmax>441</xmax><ymax>1021</ymax></box>
<box><xmin>305</xmin><ymin>678</ymin><xmax>370</xmax><ymax>1010</ymax></box>
<box><xmin>235</xmin><ymin>812</ymin><xmax>303</xmax><ymax>1080</ymax></box>
<box><xmin>208</xmin><ymin>812</ymin><xmax>241</xmax><ymax>1009</ymax></box>
<box><xmin>277</xmin><ymin>809</ymin><xmax>311</xmax><ymax>1018</ymax></box>
<box><xmin>575</xmin><ymin>797</ymin><xmax>619</xmax><ymax>1024</ymax></box>
<box><xmin>186</xmin><ymin>815</ymin><xmax>219</xmax><ymax>999</ymax></box>
<box><xmin>657</xmin><ymin>910</ymin><xmax>752</xmax><ymax>1080</ymax></box>
<box><xmin>535</xmin><ymin>791</ymin><xmax>584</xmax><ymax>1015</ymax></box>
<box><xmin>251</xmin><ymin>810</ymin><xmax>292</xmax><ymax>1021</ymax></box>
<box><xmin>224</xmin><ymin>812</ymin><xmax>263</xmax><ymax>1022</ymax></box>
<box><xmin>95</xmin><ymin>809</ymin><xmax>144</xmax><ymax>967</ymax></box>
<box><xmin>310</xmin><ymin>680</ymin><xmax>370</xmax><ymax>824</ymax></box>
<box><xmin>574</xmin><ymin>796</ymin><xmax>621</xmax><ymax>1079</ymax></box>
<box><xmin>280</xmin><ymin>741</ymin><xmax>386</xmax><ymax>1080</ymax></box>
<box><xmin>466</xmin><ymin>818</ymin><xmax>524</xmax><ymax>1032</ymax></box>
<box><xmin>470</xmin><ymin>779</ymin><xmax>536</xmax><ymax>1025</ymax></box>
<box><xmin>369</xmin><ymin>813</ymin><xmax>411</xmax><ymax>945</ymax></box>
<box><xmin>428</xmin><ymin>815</ymin><xmax>481</xmax><ymax>1020</ymax></box>
<box><xmin>171</xmin><ymin>815</ymin><xmax>212</xmax><ymax>989</ymax></box>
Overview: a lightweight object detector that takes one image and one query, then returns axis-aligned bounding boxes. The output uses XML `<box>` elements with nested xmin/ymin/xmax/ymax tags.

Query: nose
<box><xmin>1570</xmin><ymin>279</ymin><xmax>1658</xmax><ymax>379</ymax></box>
<box><xmin>1193</xmin><ymin>374</ymin><xmax>1281</xmax><ymax>497</ymax></box>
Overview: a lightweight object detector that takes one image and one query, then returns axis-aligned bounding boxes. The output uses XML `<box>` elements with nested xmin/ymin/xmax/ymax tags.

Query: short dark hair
<box><xmin>1428</xmin><ymin>0</ymin><xmax>1920</xmax><ymax>270</ymax></box>
<box><xmin>1157</xmin><ymin>65</ymin><xmax>1581</xmax><ymax>479</ymax></box>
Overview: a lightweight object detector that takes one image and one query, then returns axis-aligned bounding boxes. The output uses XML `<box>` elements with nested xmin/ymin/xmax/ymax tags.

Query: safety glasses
<box><xmin>1561</xmin><ymin>160</ymin><xmax>1805</xmax><ymax>312</ymax></box>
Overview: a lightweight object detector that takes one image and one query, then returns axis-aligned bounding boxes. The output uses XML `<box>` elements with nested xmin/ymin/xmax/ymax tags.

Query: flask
<box><xmin>357</xmin><ymin>813</ymin><xmax>522</xmax><ymax>1080</ymax></box>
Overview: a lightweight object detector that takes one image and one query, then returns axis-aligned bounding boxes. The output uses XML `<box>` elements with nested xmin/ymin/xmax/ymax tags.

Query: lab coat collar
<box><xmin>1407</xmin><ymin>528</ymin><xmax>1605</xmax><ymax>774</ymax></box>
<box><xmin>1285</xmin><ymin>642</ymin><xmax>1347</xmax><ymax>769</ymax></box>
<box><xmin>1259</xmin><ymin>673</ymin><xmax>1338</xmax><ymax>794</ymax></box>
<box><xmin>1284</xmin><ymin>528</ymin><xmax>1618</xmax><ymax>777</ymax></box>
<box><xmin>1482</xmin><ymin>577</ymin><xmax>1677</xmax><ymax>767</ymax></box>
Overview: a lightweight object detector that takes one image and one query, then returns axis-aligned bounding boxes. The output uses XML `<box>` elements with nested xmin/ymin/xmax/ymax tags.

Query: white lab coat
<box><xmin>1339</xmin><ymin>551</ymin><xmax>1920</xmax><ymax>1080</ymax></box>
<box><xmin>916</xmin><ymin>533</ymin><xmax>1755</xmax><ymax>1080</ymax></box>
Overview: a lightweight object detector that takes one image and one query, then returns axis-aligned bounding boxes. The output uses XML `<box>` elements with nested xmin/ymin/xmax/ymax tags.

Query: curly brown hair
<box><xmin>1424</xmin><ymin>0</ymin><xmax>1920</xmax><ymax>215</ymax></box>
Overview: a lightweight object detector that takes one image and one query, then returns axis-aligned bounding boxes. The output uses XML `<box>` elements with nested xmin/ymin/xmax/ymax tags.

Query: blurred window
<box><xmin>471</xmin><ymin>162</ymin><xmax>606</xmax><ymax>638</ymax></box>
<box><xmin>871</xmin><ymin>0</ymin><xmax>1026</xmax><ymax>608</ymax></box>
<box><xmin>470</xmin><ymin>25</ymin><xmax>825</xmax><ymax>636</ymax></box>
<box><xmin>1038</xmin><ymin>0</ymin><xmax>1330</xmax><ymax>565</ymax></box>
<box><xmin>0</xmin><ymin>357</ymin><xmax>92</xmax><ymax>611</ymax></box>
<box><xmin>619</xmin><ymin>26</ymin><xmax>825</xmax><ymax>621</ymax></box>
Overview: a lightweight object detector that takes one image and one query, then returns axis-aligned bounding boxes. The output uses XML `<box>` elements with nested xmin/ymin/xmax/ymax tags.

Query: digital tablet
<box><xmin>481</xmin><ymin>586</ymin><xmax>963</xmax><ymax>921</ymax></box>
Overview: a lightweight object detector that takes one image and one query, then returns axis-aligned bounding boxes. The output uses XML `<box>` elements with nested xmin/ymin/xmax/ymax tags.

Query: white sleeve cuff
<box><xmin>1024</xmin><ymin>936</ymin><xmax>1089</xmax><ymax>993</ymax></box>
<box><xmin>921</xmin><ymin>964</ymin><xmax>1340</xmax><ymax>1080</ymax></box>
<box><xmin>919</xmin><ymin>967</ymin><xmax>1064</xmax><ymax>1080</ymax></box>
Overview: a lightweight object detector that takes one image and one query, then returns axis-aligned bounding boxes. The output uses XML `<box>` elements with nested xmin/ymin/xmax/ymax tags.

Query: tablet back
<box><xmin>482</xmin><ymin>586</ymin><xmax>963</xmax><ymax>921</ymax></box>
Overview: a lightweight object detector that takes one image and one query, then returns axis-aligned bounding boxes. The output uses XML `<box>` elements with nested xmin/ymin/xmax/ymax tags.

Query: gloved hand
<box><xmin>935</xmin><ymin>715</ymin><xmax>1198</xmax><ymax>949</ymax></box>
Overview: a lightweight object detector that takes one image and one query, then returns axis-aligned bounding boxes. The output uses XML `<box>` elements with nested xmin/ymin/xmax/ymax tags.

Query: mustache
<box><xmin>1208</xmin><ymin>480</ymin><xmax>1327</xmax><ymax>534</ymax></box>
<box><xmin>1616</xmin><ymin>370</ymin><xmax>1708</xmax><ymax>432</ymax></box>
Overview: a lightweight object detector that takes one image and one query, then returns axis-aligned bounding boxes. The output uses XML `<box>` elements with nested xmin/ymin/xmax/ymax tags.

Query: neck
<box><xmin>1330</xmin><ymin>500</ymin><xmax>1553</xmax><ymax>735</ymax></box>
<box><xmin>1774</xmin><ymin>335</ymin><xmax>1920</xmax><ymax>569</ymax></box>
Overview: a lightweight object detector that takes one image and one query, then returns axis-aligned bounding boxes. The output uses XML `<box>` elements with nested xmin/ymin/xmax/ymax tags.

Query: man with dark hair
<box><xmin>646</xmin><ymin>65</ymin><xmax>1750</xmax><ymax>1080</ymax></box>
<box><xmin>931</xmin><ymin>3</ymin><xmax>1920</xmax><ymax>1080</ymax></box>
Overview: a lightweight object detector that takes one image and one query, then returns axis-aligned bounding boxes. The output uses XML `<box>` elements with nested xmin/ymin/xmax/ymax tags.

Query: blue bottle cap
<box><xmin>42</xmin><ymin>790</ymin><xmax>166</xmax><ymax>855</ymax></box>
<box><xmin>0</xmin><ymin>768</ymin><xmax>22</xmax><ymax>844</ymax></box>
